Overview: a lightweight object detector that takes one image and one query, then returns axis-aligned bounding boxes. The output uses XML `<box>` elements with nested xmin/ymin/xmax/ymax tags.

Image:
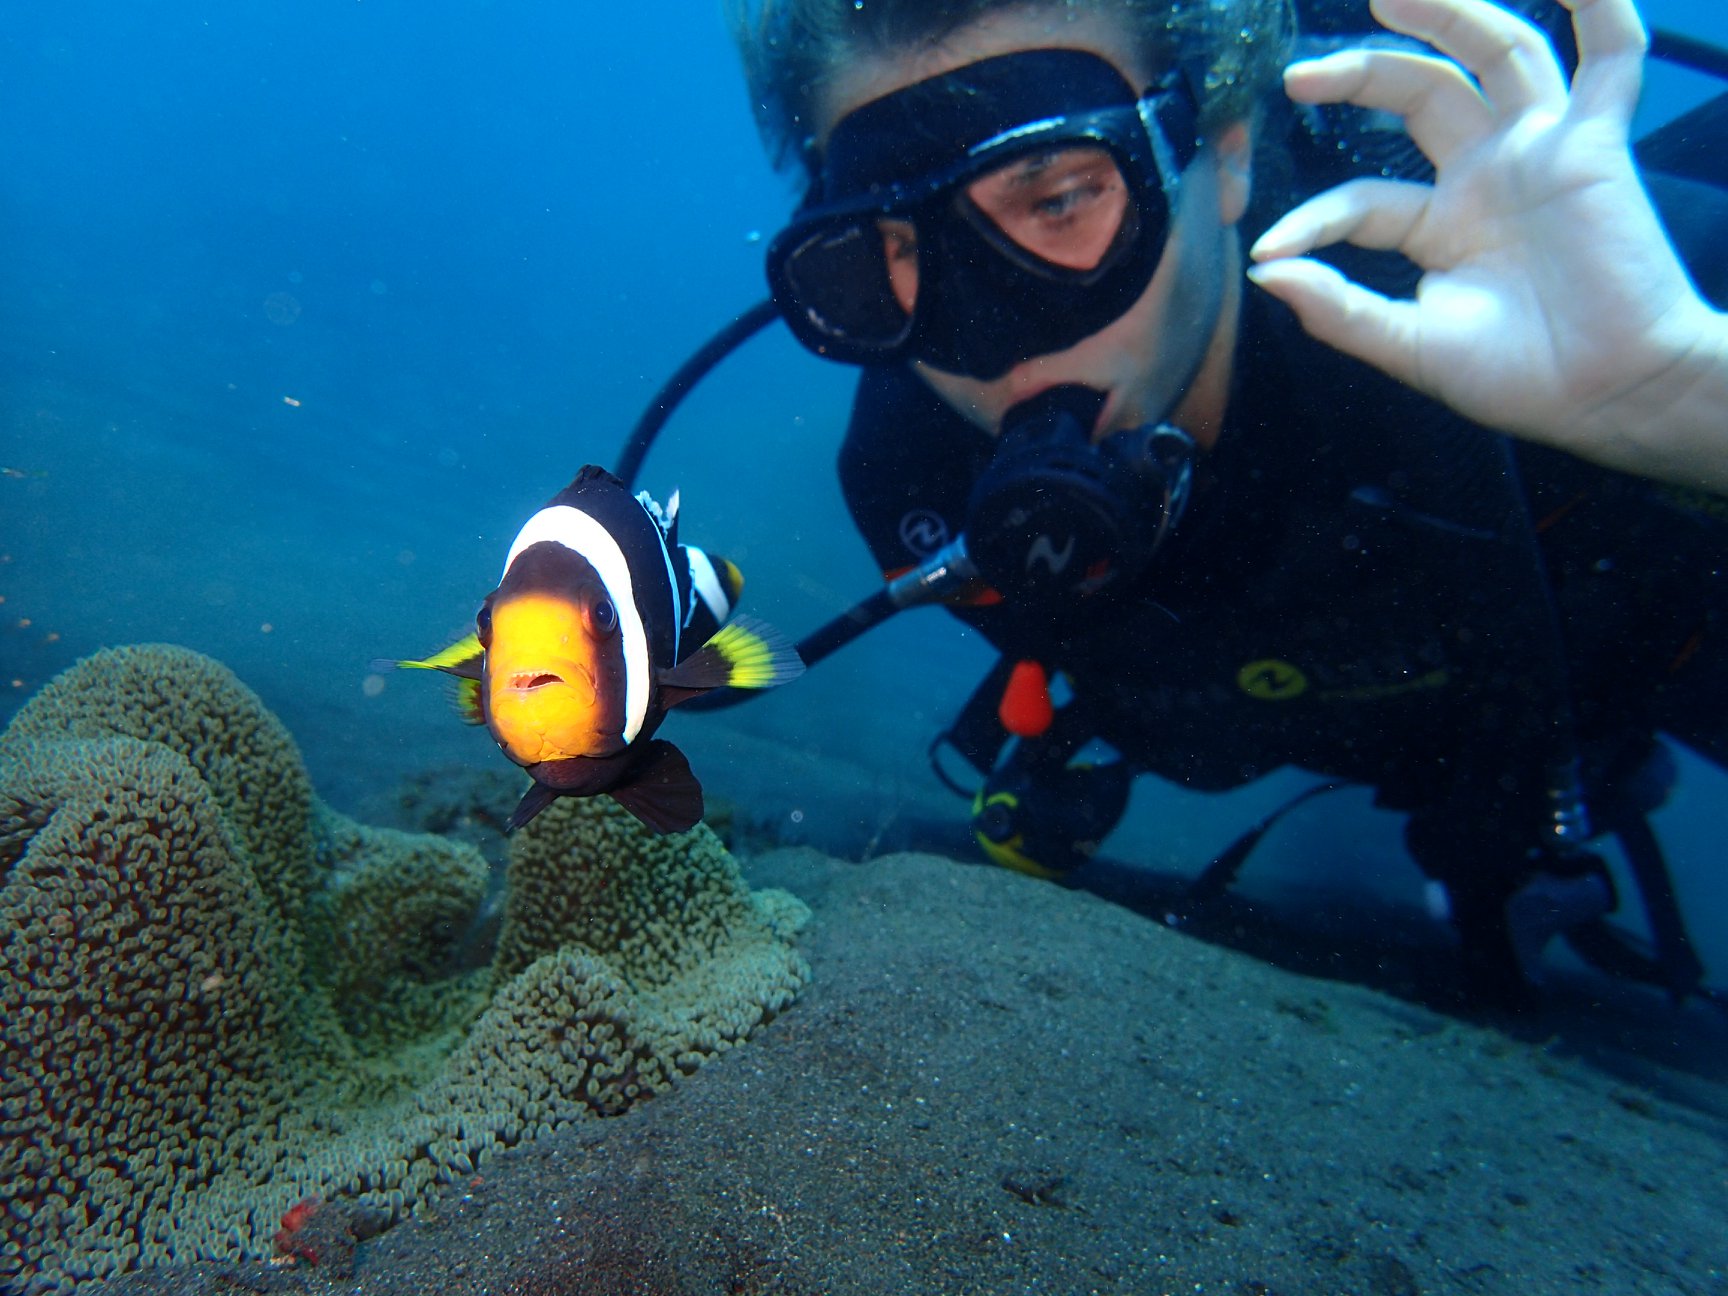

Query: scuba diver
<box><xmin>628</xmin><ymin>0</ymin><xmax>1728</xmax><ymax>1007</ymax></box>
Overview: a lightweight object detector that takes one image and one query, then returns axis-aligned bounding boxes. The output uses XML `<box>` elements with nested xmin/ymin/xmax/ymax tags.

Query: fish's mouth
<box><xmin>501</xmin><ymin>666</ymin><xmax>596</xmax><ymax>702</ymax></box>
<box><xmin>511</xmin><ymin>671</ymin><xmax>563</xmax><ymax>691</ymax></box>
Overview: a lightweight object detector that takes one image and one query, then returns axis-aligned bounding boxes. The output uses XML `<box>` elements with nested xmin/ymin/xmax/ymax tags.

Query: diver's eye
<box><xmin>475</xmin><ymin>604</ymin><xmax>494</xmax><ymax>645</ymax></box>
<box><xmin>591</xmin><ymin>599</ymin><xmax>618</xmax><ymax>634</ymax></box>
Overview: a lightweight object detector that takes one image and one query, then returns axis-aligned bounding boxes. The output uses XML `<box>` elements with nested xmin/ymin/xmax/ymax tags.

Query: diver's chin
<box><xmin>929</xmin><ymin>348</ymin><xmax>1122</xmax><ymax>430</ymax></box>
<box><xmin>998</xmin><ymin>374</ymin><xmax>1119</xmax><ymax>441</ymax></box>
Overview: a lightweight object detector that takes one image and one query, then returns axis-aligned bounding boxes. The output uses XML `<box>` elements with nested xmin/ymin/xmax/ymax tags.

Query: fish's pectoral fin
<box><xmin>608</xmin><ymin>740</ymin><xmax>704</xmax><ymax>834</ymax></box>
<box><xmin>658</xmin><ymin>615</ymin><xmax>805</xmax><ymax>698</ymax></box>
<box><xmin>452</xmin><ymin>677</ymin><xmax>484</xmax><ymax>725</ymax></box>
<box><xmin>657</xmin><ymin>684</ymin><xmax>703</xmax><ymax>710</ymax></box>
<box><xmin>380</xmin><ymin>633</ymin><xmax>485</xmax><ymax>680</ymax></box>
<box><xmin>505</xmin><ymin>781</ymin><xmax>562</xmax><ymax>833</ymax></box>
<box><xmin>375</xmin><ymin>636</ymin><xmax>487</xmax><ymax>725</ymax></box>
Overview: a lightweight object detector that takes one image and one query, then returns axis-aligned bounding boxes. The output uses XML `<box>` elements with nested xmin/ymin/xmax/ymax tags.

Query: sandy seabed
<box><xmin>91</xmin><ymin>846</ymin><xmax>1727</xmax><ymax>1296</ymax></box>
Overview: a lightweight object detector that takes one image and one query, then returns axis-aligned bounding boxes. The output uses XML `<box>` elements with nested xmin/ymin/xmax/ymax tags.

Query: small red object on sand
<box><xmin>274</xmin><ymin>1198</ymin><xmax>323</xmax><ymax>1264</ymax></box>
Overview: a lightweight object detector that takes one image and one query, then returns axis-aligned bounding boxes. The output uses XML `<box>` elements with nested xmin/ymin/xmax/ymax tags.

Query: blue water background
<box><xmin>2</xmin><ymin>1</ymin><xmax>1725</xmax><ymax>980</ymax></box>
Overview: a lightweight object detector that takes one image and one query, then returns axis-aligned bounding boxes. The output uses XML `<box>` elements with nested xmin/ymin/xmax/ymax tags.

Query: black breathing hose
<box><xmin>615</xmin><ymin>298</ymin><xmax>780</xmax><ymax>490</ymax></box>
<box><xmin>1650</xmin><ymin>27</ymin><xmax>1728</xmax><ymax>84</ymax></box>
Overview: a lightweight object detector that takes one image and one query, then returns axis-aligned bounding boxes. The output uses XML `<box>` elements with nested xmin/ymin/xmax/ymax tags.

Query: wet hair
<box><xmin>724</xmin><ymin>0</ymin><xmax>1295</xmax><ymax>179</ymax></box>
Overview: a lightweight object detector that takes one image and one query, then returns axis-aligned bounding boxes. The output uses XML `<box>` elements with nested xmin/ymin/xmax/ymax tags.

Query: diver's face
<box><xmin>819</xmin><ymin>8</ymin><xmax>1250</xmax><ymax>443</ymax></box>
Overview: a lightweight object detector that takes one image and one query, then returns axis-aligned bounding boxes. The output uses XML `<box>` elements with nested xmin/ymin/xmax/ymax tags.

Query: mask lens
<box><xmin>877</xmin><ymin>217</ymin><xmax>920</xmax><ymax>317</ymax></box>
<box><xmin>778</xmin><ymin>143</ymin><xmax>1134</xmax><ymax>351</ymax></box>
<box><xmin>779</xmin><ymin>221</ymin><xmax>913</xmax><ymax>353</ymax></box>
<box><xmin>962</xmin><ymin>144</ymin><xmax>1132</xmax><ymax>274</ymax></box>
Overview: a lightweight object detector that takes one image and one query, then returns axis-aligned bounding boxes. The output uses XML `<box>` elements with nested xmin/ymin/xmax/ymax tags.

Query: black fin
<box><xmin>574</xmin><ymin>463</ymin><xmax>622</xmax><ymax>490</ymax></box>
<box><xmin>607</xmin><ymin>740</ymin><xmax>704</xmax><ymax>834</ymax></box>
<box><xmin>505</xmin><ymin>781</ymin><xmax>561</xmax><ymax>833</ymax></box>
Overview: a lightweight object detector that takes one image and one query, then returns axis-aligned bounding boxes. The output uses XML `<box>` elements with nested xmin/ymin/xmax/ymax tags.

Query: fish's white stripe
<box><xmin>633</xmin><ymin>490</ymin><xmax>684</xmax><ymax>662</ymax></box>
<box><xmin>504</xmin><ymin>505</ymin><xmax>651</xmax><ymax>743</ymax></box>
<box><xmin>686</xmin><ymin>548</ymin><xmax>733</xmax><ymax>625</ymax></box>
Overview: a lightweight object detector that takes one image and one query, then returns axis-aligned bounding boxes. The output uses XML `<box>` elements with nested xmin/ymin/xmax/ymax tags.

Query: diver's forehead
<box><xmin>816</xmin><ymin>6</ymin><xmax>1148</xmax><ymax>146</ymax></box>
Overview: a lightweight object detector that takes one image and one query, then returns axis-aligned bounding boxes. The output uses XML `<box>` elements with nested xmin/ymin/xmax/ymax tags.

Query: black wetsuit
<box><xmin>835</xmin><ymin>152</ymin><xmax>1728</xmax><ymax>991</ymax></box>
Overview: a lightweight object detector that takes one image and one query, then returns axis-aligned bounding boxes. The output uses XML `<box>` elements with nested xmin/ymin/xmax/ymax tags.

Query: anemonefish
<box><xmin>392</xmin><ymin>464</ymin><xmax>802</xmax><ymax>834</ymax></box>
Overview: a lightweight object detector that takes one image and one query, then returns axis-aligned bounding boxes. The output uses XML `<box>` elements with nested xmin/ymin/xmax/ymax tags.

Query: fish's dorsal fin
<box><xmin>633</xmin><ymin>486</ymin><xmax>675</xmax><ymax>538</ymax></box>
<box><xmin>574</xmin><ymin>463</ymin><xmax>620</xmax><ymax>489</ymax></box>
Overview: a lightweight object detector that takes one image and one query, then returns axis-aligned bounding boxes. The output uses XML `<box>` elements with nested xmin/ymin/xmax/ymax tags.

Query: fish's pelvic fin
<box><xmin>505</xmin><ymin>781</ymin><xmax>561</xmax><ymax>833</ymax></box>
<box><xmin>608</xmin><ymin>740</ymin><xmax>704</xmax><ymax>834</ymax></box>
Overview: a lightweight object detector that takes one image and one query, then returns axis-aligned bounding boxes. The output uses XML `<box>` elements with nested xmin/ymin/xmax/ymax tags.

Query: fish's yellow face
<box><xmin>482</xmin><ymin>590</ymin><xmax>625</xmax><ymax>765</ymax></box>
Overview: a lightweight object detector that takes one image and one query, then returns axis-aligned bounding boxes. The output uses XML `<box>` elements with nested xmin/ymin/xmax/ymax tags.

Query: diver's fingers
<box><xmin>1246</xmin><ymin>257</ymin><xmax>1421</xmax><ymax>385</ymax></box>
<box><xmin>1250</xmin><ymin>178</ymin><xmax>1430</xmax><ymax>262</ymax></box>
<box><xmin>1368</xmin><ymin>0</ymin><xmax>1569</xmax><ymax>117</ymax></box>
<box><xmin>1283</xmin><ymin>48</ymin><xmax>1493</xmax><ymax>169</ymax></box>
<box><xmin>1557</xmin><ymin>0</ymin><xmax>1646</xmax><ymax>127</ymax></box>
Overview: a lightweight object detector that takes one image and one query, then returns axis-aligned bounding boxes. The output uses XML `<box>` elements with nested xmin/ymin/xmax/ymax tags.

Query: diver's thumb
<box><xmin>1247</xmin><ymin>256</ymin><xmax>1420</xmax><ymax>388</ymax></box>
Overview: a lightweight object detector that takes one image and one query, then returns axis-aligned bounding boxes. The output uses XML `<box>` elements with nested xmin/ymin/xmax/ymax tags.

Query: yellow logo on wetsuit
<box><xmin>1236</xmin><ymin>658</ymin><xmax>1309</xmax><ymax>700</ymax></box>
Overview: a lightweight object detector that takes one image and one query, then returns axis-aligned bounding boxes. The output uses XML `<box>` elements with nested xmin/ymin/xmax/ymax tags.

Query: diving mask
<box><xmin>766</xmin><ymin>48</ymin><xmax>1201</xmax><ymax>380</ymax></box>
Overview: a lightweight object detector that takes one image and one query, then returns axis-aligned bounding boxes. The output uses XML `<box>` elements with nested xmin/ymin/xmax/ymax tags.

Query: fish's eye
<box><xmin>591</xmin><ymin>598</ymin><xmax>618</xmax><ymax>634</ymax></box>
<box><xmin>475</xmin><ymin>604</ymin><xmax>494</xmax><ymax>644</ymax></box>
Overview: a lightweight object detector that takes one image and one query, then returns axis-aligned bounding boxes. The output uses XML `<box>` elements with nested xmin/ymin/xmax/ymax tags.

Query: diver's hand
<box><xmin>1247</xmin><ymin>0</ymin><xmax>1728</xmax><ymax>494</ymax></box>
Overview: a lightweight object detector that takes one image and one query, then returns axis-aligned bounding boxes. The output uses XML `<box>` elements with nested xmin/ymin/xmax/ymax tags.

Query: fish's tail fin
<box><xmin>705</xmin><ymin>615</ymin><xmax>805</xmax><ymax>689</ymax></box>
<box><xmin>659</xmin><ymin>614</ymin><xmax>805</xmax><ymax>701</ymax></box>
